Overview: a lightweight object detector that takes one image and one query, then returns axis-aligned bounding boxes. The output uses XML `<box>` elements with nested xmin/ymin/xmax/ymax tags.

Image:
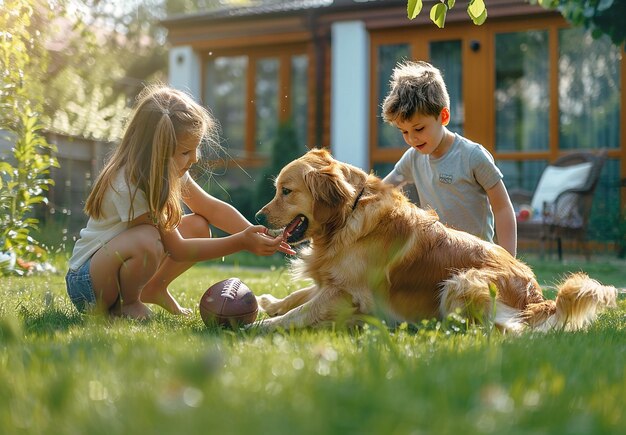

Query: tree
<box><xmin>407</xmin><ymin>0</ymin><xmax>626</xmax><ymax>45</ymax></box>
<box><xmin>546</xmin><ymin>0</ymin><xmax>626</xmax><ymax>45</ymax></box>
<box><xmin>25</xmin><ymin>0</ymin><xmax>229</xmax><ymax>141</ymax></box>
<box><xmin>42</xmin><ymin>0</ymin><xmax>171</xmax><ymax>140</ymax></box>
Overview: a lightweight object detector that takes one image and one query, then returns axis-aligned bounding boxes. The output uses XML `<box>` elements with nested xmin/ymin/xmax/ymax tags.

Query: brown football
<box><xmin>199</xmin><ymin>278</ymin><xmax>258</xmax><ymax>327</ymax></box>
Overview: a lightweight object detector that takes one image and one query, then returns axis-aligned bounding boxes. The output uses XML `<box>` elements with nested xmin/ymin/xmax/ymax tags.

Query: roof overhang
<box><xmin>161</xmin><ymin>0</ymin><xmax>558</xmax><ymax>49</ymax></box>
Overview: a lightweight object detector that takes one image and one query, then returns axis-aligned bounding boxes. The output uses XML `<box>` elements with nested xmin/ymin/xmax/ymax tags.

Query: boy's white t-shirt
<box><xmin>68</xmin><ymin>168</ymin><xmax>151</xmax><ymax>271</ymax></box>
<box><xmin>388</xmin><ymin>133</ymin><xmax>502</xmax><ymax>242</ymax></box>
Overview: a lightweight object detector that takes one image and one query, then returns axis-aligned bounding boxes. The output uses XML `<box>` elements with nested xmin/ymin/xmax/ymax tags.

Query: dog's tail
<box><xmin>523</xmin><ymin>272</ymin><xmax>617</xmax><ymax>332</ymax></box>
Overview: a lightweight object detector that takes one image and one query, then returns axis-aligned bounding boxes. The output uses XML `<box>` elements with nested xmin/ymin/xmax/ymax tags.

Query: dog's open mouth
<box><xmin>268</xmin><ymin>215</ymin><xmax>308</xmax><ymax>244</ymax></box>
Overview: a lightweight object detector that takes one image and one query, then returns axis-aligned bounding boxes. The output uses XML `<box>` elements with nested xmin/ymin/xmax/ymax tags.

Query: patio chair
<box><xmin>509</xmin><ymin>149</ymin><xmax>607</xmax><ymax>261</ymax></box>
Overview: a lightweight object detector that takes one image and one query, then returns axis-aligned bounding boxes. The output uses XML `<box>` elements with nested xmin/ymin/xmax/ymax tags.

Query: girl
<box><xmin>65</xmin><ymin>84</ymin><xmax>291</xmax><ymax>320</ymax></box>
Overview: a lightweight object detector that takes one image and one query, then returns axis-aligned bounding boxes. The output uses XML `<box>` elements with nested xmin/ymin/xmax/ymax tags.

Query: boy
<box><xmin>381</xmin><ymin>61</ymin><xmax>517</xmax><ymax>256</ymax></box>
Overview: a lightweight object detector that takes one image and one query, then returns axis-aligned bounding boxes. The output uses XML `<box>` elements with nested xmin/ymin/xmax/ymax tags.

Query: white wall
<box><xmin>330</xmin><ymin>21</ymin><xmax>370</xmax><ymax>171</ymax></box>
<box><xmin>168</xmin><ymin>46</ymin><xmax>202</xmax><ymax>101</ymax></box>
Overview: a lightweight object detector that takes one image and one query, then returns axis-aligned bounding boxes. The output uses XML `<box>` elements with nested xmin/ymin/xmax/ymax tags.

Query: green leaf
<box><xmin>447</xmin><ymin>0</ymin><xmax>456</xmax><ymax>9</ymax></box>
<box><xmin>430</xmin><ymin>3</ymin><xmax>448</xmax><ymax>28</ymax></box>
<box><xmin>468</xmin><ymin>0</ymin><xmax>486</xmax><ymax>19</ymax></box>
<box><xmin>407</xmin><ymin>0</ymin><xmax>423</xmax><ymax>19</ymax></box>
<box><xmin>536</xmin><ymin>0</ymin><xmax>559</xmax><ymax>9</ymax></box>
<box><xmin>471</xmin><ymin>8</ymin><xmax>488</xmax><ymax>25</ymax></box>
<box><xmin>26</xmin><ymin>196</ymin><xmax>45</xmax><ymax>206</ymax></box>
<box><xmin>0</xmin><ymin>162</ymin><xmax>13</xmax><ymax>173</ymax></box>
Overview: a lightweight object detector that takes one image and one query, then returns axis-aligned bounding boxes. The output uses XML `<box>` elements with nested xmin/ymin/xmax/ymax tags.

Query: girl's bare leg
<box><xmin>89</xmin><ymin>224</ymin><xmax>164</xmax><ymax>320</ymax></box>
<box><xmin>140</xmin><ymin>214</ymin><xmax>210</xmax><ymax>315</ymax></box>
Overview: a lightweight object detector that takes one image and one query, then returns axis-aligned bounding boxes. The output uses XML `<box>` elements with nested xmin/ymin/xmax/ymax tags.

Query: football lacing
<box><xmin>221</xmin><ymin>279</ymin><xmax>240</xmax><ymax>300</ymax></box>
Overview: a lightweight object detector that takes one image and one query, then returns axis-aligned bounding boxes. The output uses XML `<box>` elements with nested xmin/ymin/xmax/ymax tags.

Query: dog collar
<box><xmin>352</xmin><ymin>187</ymin><xmax>365</xmax><ymax>211</ymax></box>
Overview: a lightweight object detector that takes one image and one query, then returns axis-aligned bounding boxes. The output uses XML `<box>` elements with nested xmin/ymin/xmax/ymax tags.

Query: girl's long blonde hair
<box><xmin>85</xmin><ymin>84</ymin><xmax>217</xmax><ymax>230</ymax></box>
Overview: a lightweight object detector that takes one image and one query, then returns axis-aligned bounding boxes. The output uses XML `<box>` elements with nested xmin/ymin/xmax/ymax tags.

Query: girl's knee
<box><xmin>89</xmin><ymin>225</ymin><xmax>163</xmax><ymax>307</ymax></box>
<box><xmin>130</xmin><ymin>225</ymin><xmax>165</xmax><ymax>264</ymax></box>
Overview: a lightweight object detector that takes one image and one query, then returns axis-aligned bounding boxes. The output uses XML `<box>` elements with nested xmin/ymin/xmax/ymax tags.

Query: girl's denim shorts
<box><xmin>65</xmin><ymin>258</ymin><xmax>96</xmax><ymax>313</ymax></box>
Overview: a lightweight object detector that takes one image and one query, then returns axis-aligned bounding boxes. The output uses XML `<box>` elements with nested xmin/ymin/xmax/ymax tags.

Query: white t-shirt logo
<box><xmin>439</xmin><ymin>174</ymin><xmax>453</xmax><ymax>184</ymax></box>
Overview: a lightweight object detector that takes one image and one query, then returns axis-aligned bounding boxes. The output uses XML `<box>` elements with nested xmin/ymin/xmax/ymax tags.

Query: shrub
<box><xmin>0</xmin><ymin>0</ymin><xmax>59</xmax><ymax>274</ymax></box>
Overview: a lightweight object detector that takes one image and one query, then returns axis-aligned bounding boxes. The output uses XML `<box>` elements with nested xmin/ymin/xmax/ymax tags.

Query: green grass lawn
<box><xmin>1</xmin><ymin>254</ymin><xmax>625</xmax><ymax>434</ymax></box>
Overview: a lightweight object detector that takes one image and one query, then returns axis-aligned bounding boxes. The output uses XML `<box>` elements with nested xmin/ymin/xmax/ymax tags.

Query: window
<box><xmin>203</xmin><ymin>49</ymin><xmax>309</xmax><ymax>161</ymax></box>
<box><xmin>255</xmin><ymin>58</ymin><xmax>279</xmax><ymax>157</ymax></box>
<box><xmin>291</xmin><ymin>54</ymin><xmax>309</xmax><ymax>148</ymax></box>
<box><xmin>376</xmin><ymin>43</ymin><xmax>410</xmax><ymax>149</ymax></box>
<box><xmin>430</xmin><ymin>40</ymin><xmax>463</xmax><ymax>135</ymax></box>
<box><xmin>498</xmin><ymin>159</ymin><xmax>548</xmax><ymax>192</ymax></box>
<box><xmin>495</xmin><ymin>30</ymin><xmax>549</xmax><ymax>152</ymax></box>
<box><xmin>558</xmin><ymin>28</ymin><xmax>621</xmax><ymax>150</ymax></box>
<box><xmin>204</xmin><ymin>56</ymin><xmax>248</xmax><ymax>155</ymax></box>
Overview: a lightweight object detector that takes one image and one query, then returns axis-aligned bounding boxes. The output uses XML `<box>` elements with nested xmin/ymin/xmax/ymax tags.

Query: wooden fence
<box><xmin>44</xmin><ymin>132</ymin><xmax>113</xmax><ymax>238</ymax></box>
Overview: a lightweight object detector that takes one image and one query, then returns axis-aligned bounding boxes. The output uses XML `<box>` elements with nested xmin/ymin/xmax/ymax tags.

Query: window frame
<box><xmin>369</xmin><ymin>16</ymin><xmax>626</xmax><ymax>234</ymax></box>
<box><xmin>369</xmin><ymin>17</ymin><xmax>625</xmax><ymax>175</ymax></box>
<box><xmin>200</xmin><ymin>44</ymin><xmax>311</xmax><ymax>166</ymax></box>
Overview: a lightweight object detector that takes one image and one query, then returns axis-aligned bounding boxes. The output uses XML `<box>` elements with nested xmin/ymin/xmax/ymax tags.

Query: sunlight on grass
<box><xmin>1</xmin><ymin>258</ymin><xmax>625</xmax><ymax>434</ymax></box>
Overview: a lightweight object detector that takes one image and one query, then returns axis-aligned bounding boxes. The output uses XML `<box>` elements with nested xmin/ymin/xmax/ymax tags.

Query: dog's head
<box><xmin>255</xmin><ymin>148</ymin><xmax>367</xmax><ymax>244</ymax></box>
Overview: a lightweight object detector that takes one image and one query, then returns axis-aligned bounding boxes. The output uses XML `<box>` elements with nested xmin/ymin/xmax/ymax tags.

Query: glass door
<box><xmin>429</xmin><ymin>40</ymin><xmax>464</xmax><ymax>135</ymax></box>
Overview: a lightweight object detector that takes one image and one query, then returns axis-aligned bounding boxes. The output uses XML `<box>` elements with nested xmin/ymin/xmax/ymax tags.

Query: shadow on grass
<box><xmin>188</xmin><ymin>320</ymin><xmax>245</xmax><ymax>337</ymax></box>
<box><xmin>18</xmin><ymin>305</ymin><xmax>85</xmax><ymax>336</ymax></box>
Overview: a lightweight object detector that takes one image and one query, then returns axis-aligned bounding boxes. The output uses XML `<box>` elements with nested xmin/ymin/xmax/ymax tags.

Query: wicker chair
<box><xmin>509</xmin><ymin>149</ymin><xmax>607</xmax><ymax>261</ymax></box>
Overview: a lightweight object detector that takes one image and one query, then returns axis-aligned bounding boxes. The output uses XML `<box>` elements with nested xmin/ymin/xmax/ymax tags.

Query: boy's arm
<box><xmin>383</xmin><ymin>170</ymin><xmax>408</xmax><ymax>188</ymax></box>
<box><xmin>486</xmin><ymin>180</ymin><xmax>517</xmax><ymax>257</ymax></box>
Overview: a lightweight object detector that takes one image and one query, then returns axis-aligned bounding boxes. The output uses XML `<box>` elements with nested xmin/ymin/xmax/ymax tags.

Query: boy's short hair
<box><xmin>381</xmin><ymin>61</ymin><xmax>450</xmax><ymax>124</ymax></box>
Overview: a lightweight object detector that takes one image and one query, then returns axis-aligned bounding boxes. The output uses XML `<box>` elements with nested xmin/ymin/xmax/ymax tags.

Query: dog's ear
<box><xmin>304</xmin><ymin>162</ymin><xmax>354</xmax><ymax>224</ymax></box>
<box><xmin>340</xmin><ymin>162</ymin><xmax>368</xmax><ymax>189</ymax></box>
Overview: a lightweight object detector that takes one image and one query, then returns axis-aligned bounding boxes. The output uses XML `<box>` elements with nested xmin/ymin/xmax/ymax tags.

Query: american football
<box><xmin>199</xmin><ymin>278</ymin><xmax>258</xmax><ymax>327</ymax></box>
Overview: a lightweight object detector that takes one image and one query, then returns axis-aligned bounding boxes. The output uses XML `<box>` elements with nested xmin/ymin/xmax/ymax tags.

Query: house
<box><xmin>161</xmin><ymin>0</ymin><xmax>625</xmax><ymax>251</ymax></box>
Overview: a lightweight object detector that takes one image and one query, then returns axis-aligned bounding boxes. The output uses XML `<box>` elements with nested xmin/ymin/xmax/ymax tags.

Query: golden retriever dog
<box><xmin>254</xmin><ymin>148</ymin><xmax>617</xmax><ymax>332</ymax></box>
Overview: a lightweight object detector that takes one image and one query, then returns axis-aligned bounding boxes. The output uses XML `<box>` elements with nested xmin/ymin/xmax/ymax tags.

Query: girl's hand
<box><xmin>242</xmin><ymin>225</ymin><xmax>296</xmax><ymax>256</ymax></box>
<box><xmin>260</xmin><ymin>227</ymin><xmax>296</xmax><ymax>255</ymax></box>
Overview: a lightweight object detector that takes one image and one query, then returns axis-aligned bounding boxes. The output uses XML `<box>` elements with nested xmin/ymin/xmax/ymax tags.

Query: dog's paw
<box><xmin>257</xmin><ymin>293</ymin><xmax>282</xmax><ymax>317</ymax></box>
<box><xmin>246</xmin><ymin>317</ymin><xmax>279</xmax><ymax>333</ymax></box>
